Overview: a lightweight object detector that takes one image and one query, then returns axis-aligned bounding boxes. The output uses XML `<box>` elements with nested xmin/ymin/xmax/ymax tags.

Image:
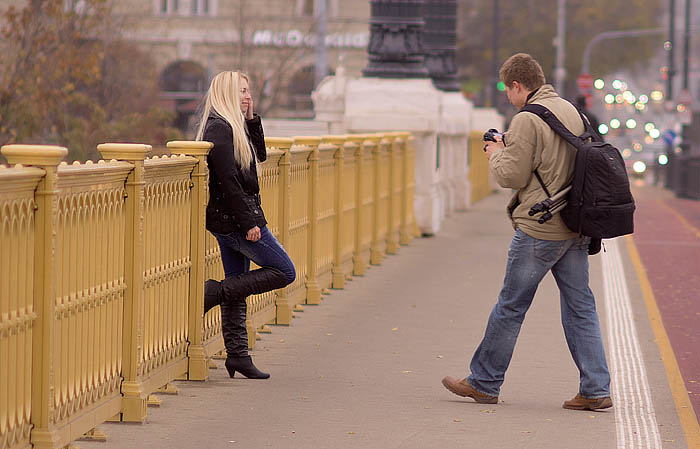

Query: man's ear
<box><xmin>511</xmin><ymin>80</ymin><xmax>521</xmax><ymax>92</ymax></box>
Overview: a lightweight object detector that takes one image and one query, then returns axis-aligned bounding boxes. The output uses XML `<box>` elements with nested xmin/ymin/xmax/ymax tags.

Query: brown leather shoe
<box><xmin>441</xmin><ymin>376</ymin><xmax>498</xmax><ymax>404</ymax></box>
<box><xmin>563</xmin><ymin>394</ymin><xmax>613</xmax><ymax>411</ymax></box>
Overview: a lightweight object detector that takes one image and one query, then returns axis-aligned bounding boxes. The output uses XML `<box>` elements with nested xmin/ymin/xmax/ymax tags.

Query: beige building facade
<box><xmin>116</xmin><ymin>0</ymin><xmax>372</xmax><ymax>124</ymax></box>
<box><xmin>0</xmin><ymin>0</ymin><xmax>372</xmax><ymax>128</ymax></box>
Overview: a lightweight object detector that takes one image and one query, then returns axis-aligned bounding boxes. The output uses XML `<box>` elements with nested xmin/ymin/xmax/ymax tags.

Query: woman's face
<box><xmin>239</xmin><ymin>78</ymin><xmax>252</xmax><ymax>113</ymax></box>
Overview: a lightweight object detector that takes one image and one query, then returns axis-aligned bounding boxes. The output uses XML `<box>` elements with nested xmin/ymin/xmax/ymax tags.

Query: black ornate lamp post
<box><xmin>363</xmin><ymin>0</ymin><xmax>429</xmax><ymax>78</ymax></box>
<box><xmin>423</xmin><ymin>0</ymin><xmax>460</xmax><ymax>91</ymax></box>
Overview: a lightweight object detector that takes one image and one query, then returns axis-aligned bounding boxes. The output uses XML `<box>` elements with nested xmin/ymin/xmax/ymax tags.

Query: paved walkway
<box><xmin>81</xmin><ymin>188</ymin><xmax>694</xmax><ymax>449</ymax></box>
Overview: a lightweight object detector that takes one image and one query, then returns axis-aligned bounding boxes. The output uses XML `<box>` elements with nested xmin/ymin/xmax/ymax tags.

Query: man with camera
<box><xmin>441</xmin><ymin>53</ymin><xmax>612</xmax><ymax>411</ymax></box>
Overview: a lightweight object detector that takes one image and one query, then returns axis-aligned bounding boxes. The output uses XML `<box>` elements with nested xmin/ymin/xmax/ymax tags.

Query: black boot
<box><xmin>220</xmin><ymin>266</ymin><xmax>288</xmax><ymax>304</ymax></box>
<box><xmin>204</xmin><ymin>279</ymin><xmax>222</xmax><ymax>315</ymax></box>
<box><xmin>219</xmin><ymin>297</ymin><xmax>270</xmax><ymax>379</ymax></box>
<box><xmin>220</xmin><ymin>298</ymin><xmax>249</xmax><ymax>360</ymax></box>
<box><xmin>225</xmin><ymin>355</ymin><xmax>270</xmax><ymax>379</ymax></box>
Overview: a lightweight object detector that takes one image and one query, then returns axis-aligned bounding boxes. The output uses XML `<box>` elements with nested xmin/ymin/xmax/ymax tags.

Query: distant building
<box><xmin>0</xmin><ymin>0</ymin><xmax>371</xmax><ymax>130</ymax></box>
<box><xmin>116</xmin><ymin>0</ymin><xmax>370</xmax><ymax>127</ymax></box>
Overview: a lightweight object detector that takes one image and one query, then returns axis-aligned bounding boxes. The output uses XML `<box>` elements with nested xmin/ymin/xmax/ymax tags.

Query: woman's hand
<box><xmin>246</xmin><ymin>226</ymin><xmax>261</xmax><ymax>242</ymax></box>
<box><xmin>243</xmin><ymin>98</ymin><xmax>254</xmax><ymax>120</ymax></box>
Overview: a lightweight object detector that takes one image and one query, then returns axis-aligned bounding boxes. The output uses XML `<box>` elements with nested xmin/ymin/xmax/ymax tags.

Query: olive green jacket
<box><xmin>489</xmin><ymin>84</ymin><xmax>584</xmax><ymax>240</ymax></box>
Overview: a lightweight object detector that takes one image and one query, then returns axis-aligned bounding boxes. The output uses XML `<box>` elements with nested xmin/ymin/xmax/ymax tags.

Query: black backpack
<box><xmin>519</xmin><ymin>103</ymin><xmax>635</xmax><ymax>240</ymax></box>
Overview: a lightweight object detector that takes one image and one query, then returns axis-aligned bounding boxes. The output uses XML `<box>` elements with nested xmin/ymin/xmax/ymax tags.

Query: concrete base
<box><xmin>344</xmin><ymin>77</ymin><xmax>442</xmax><ymax>234</ymax></box>
<box><xmin>439</xmin><ymin>92</ymin><xmax>472</xmax><ymax>212</ymax></box>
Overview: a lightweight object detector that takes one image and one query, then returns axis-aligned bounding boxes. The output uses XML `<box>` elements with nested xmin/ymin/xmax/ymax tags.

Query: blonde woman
<box><xmin>196</xmin><ymin>71</ymin><xmax>295</xmax><ymax>379</ymax></box>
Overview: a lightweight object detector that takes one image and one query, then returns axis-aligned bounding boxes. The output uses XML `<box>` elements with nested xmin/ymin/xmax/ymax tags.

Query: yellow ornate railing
<box><xmin>0</xmin><ymin>162</ymin><xmax>43</xmax><ymax>449</ymax></box>
<box><xmin>468</xmin><ymin>131</ymin><xmax>496</xmax><ymax>204</ymax></box>
<box><xmin>0</xmin><ymin>133</ymin><xmax>422</xmax><ymax>449</ymax></box>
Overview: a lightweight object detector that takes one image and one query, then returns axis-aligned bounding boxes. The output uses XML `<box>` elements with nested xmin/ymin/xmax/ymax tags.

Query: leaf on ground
<box><xmin>453</xmin><ymin>418</ymin><xmax>462</xmax><ymax>422</ymax></box>
<box><xmin>437</xmin><ymin>355</ymin><xmax>444</xmax><ymax>359</ymax></box>
<box><xmin>588</xmin><ymin>415</ymin><xmax>596</xmax><ymax>419</ymax></box>
<box><xmin>392</xmin><ymin>327</ymin><xmax>399</xmax><ymax>331</ymax></box>
<box><xmin>402</xmin><ymin>370</ymin><xmax>412</xmax><ymax>374</ymax></box>
<box><xmin>279</xmin><ymin>339</ymin><xmax>285</xmax><ymax>343</ymax></box>
<box><xmin>521</xmin><ymin>430</ymin><xmax>531</xmax><ymax>434</ymax></box>
<box><xmin>348</xmin><ymin>431</ymin><xmax>355</xmax><ymax>435</ymax></box>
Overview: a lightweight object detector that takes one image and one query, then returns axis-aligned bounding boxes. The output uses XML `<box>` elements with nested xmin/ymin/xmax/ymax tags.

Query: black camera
<box><xmin>483</xmin><ymin>128</ymin><xmax>504</xmax><ymax>143</ymax></box>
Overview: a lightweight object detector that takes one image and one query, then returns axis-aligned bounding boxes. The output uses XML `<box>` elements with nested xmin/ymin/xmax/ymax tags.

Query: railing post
<box><xmin>385</xmin><ymin>134</ymin><xmax>399</xmax><ymax>254</ymax></box>
<box><xmin>2</xmin><ymin>145</ymin><xmax>67</xmax><ymax>449</ymax></box>
<box><xmin>97</xmin><ymin>143</ymin><xmax>151</xmax><ymax>422</ymax></box>
<box><xmin>346</xmin><ymin>136</ymin><xmax>368</xmax><ymax>276</ymax></box>
<box><xmin>398</xmin><ymin>132</ymin><xmax>413</xmax><ymax>245</ymax></box>
<box><xmin>265</xmin><ymin>138</ymin><xmax>294</xmax><ymax>325</ymax></box>
<box><xmin>368</xmin><ymin>135</ymin><xmax>384</xmax><ymax>265</ymax></box>
<box><xmin>166</xmin><ymin>141</ymin><xmax>213</xmax><ymax>381</ymax></box>
<box><xmin>294</xmin><ymin>137</ymin><xmax>322</xmax><ymax>305</ymax></box>
<box><xmin>322</xmin><ymin>136</ymin><xmax>347</xmax><ymax>289</ymax></box>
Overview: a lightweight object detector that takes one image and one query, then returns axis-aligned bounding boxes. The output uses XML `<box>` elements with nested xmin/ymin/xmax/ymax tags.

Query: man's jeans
<box><xmin>467</xmin><ymin>229</ymin><xmax>611</xmax><ymax>399</ymax></box>
<box><xmin>212</xmin><ymin>226</ymin><xmax>295</xmax><ymax>283</ymax></box>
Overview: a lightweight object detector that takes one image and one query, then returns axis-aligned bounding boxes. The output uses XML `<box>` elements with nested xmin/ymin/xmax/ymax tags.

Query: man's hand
<box><xmin>246</xmin><ymin>226</ymin><xmax>261</xmax><ymax>242</ymax></box>
<box><xmin>483</xmin><ymin>138</ymin><xmax>505</xmax><ymax>160</ymax></box>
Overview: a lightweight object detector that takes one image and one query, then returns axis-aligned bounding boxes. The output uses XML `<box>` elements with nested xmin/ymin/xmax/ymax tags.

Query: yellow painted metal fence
<box><xmin>468</xmin><ymin>131</ymin><xmax>495</xmax><ymax>204</ymax></box>
<box><xmin>0</xmin><ymin>133</ymin><xmax>417</xmax><ymax>449</ymax></box>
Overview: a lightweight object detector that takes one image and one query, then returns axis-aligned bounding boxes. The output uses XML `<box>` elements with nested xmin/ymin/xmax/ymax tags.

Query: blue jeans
<box><xmin>467</xmin><ymin>229</ymin><xmax>610</xmax><ymax>398</ymax></box>
<box><xmin>212</xmin><ymin>226</ymin><xmax>295</xmax><ymax>283</ymax></box>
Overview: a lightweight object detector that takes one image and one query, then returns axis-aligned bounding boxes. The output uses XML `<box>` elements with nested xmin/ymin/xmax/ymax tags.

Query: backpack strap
<box><xmin>519</xmin><ymin>102</ymin><xmax>591</xmax><ymax>199</ymax></box>
<box><xmin>519</xmin><ymin>104</ymin><xmax>586</xmax><ymax>149</ymax></box>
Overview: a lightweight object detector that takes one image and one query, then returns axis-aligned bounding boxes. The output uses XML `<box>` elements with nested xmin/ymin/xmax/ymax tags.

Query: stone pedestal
<box><xmin>438</xmin><ymin>91</ymin><xmax>472</xmax><ymax>213</ymax></box>
<box><xmin>312</xmin><ymin>72</ymin><xmax>503</xmax><ymax>235</ymax></box>
<box><xmin>311</xmin><ymin>65</ymin><xmax>349</xmax><ymax>135</ymax></box>
<box><xmin>343</xmin><ymin>77</ymin><xmax>443</xmax><ymax>235</ymax></box>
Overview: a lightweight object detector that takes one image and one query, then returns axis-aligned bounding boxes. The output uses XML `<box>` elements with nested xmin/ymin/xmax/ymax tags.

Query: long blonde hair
<box><xmin>195</xmin><ymin>71</ymin><xmax>254</xmax><ymax>170</ymax></box>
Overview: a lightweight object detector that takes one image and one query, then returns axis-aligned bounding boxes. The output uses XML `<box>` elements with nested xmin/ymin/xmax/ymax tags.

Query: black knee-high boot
<box><xmin>209</xmin><ymin>267</ymin><xmax>286</xmax><ymax>379</ymax></box>
<box><xmin>204</xmin><ymin>279</ymin><xmax>222</xmax><ymax>316</ymax></box>
<box><xmin>219</xmin><ymin>297</ymin><xmax>270</xmax><ymax>379</ymax></box>
<box><xmin>220</xmin><ymin>266</ymin><xmax>288</xmax><ymax>301</ymax></box>
<box><xmin>204</xmin><ymin>266</ymin><xmax>287</xmax><ymax>315</ymax></box>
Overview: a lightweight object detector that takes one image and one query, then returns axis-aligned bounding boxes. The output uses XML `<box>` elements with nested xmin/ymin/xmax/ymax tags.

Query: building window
<box><xmin>158</xmin><ymin>0</ymin><xmax>179</xmax><ymax>15</ymax></box>
<box><xmin>296</xmin><ymin>0</ymin><xmax>337</xmax><ymax>17</ymax></box>
<box><xmin>191</xmin><ymin>0</ymin><xmax>211</xmax><ymax>15</ymax></box>
<box><xmin>287</xmin><ymin>65</ymin><xmax>315</xmax><ymax>116</ymax></box>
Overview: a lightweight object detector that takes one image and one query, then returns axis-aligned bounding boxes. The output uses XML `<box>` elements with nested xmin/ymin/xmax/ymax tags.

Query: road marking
<box><xmin>602</xmin><ymin>238</ymin><xmax>661</xmax><ymax>449</ymax></box>
<box><xmin>625</xmin><ymin>235</ymin><xmax>700</xmax><ymax>449</ymax></box>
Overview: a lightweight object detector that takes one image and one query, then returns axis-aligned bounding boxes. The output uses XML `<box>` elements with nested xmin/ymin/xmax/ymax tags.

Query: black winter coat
<box><xmin>204</xmin><ymin>114</ymin><xmax>267</xmax><ymax>235</ymax></box>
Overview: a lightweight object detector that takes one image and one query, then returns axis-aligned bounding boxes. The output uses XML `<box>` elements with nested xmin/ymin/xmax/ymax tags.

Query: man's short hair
<box><xmin>499</xmin><ymin>53</ymin><xmax>546</xmax><ymax>91</ymax></box>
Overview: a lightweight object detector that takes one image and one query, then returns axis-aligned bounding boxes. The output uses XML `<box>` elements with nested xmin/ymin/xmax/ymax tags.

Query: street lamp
<box><xmin>423</xmin><ymin>0</ymin><xmax>460</xmax><ymax>91</ymax></box>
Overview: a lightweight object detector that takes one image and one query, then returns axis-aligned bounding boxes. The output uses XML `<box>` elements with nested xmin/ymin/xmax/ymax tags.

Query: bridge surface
<box><xmin>80</xmin><ymin>184</ymin><xmax>699</xmax><ymax>449</ymax></box>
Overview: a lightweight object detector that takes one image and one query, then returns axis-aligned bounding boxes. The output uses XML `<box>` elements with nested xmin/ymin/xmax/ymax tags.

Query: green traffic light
<box><xmin>497</xmin><ymin>81</ymin><xmax>505</xmax><ymax>91</ymax></box>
